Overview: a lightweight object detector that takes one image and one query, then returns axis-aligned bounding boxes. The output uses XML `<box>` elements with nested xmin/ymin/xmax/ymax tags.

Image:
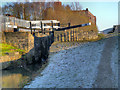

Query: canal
<box><xmin>1</xmin><ymin>61</ymin><xmax>47</xmax><ymax>88</ymax></box>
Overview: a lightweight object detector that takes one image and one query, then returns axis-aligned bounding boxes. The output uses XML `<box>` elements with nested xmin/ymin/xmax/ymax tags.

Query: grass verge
<box><xmin>0</xmin><ymin>43</ymin><xmax>26</xmax><ymax>56</ymax></box>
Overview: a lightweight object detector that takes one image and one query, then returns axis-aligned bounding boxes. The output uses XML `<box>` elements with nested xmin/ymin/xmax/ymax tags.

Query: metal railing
<box><xmin>0</xmin><ymin>15</ymin><xmax>61</xmax><ymax>32</ymax></box>
<box><xmin>0</xmin><ymin>15</ymin><xmax>30</xmax><ymax>31</ymax></box>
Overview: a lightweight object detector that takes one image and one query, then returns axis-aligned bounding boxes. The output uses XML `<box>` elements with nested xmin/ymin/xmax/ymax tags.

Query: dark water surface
<box><xmin>1</xmin><ymin>63</ymin><xmax>42</xmax><ymax>88</ymax></box>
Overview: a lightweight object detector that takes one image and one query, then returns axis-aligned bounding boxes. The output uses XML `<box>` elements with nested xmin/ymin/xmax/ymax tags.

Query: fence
<box><xmin>0</xmin><ymin>15</ymin><xmax>30</xmax><ymax>32</ymax></box>
<box><xmin>0</xmin><ymin>15</ymin><xmax>60</xmax><ymax>32</ymax></box>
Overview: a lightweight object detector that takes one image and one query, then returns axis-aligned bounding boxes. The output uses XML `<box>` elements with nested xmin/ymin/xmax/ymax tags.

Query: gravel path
<box><xmin>24</xmin><ymin>36</ymin><xmax>118</xmax><ymax>88</ymax></box>
<box><xmin>93</xmin><ymin>37</ymin><xmax>118</xmax><ymax>88</ymax></box>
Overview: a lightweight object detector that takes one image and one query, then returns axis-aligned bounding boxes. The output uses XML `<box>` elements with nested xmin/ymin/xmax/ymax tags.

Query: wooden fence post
<box><xmin>76</xmin><ymin>29</ymin><xmax>78</xmax><ymax>41</ymax></box>
<box><xmin>64</xmin><ymin>33</ymin><xmax>66</xmax><ymax>42</ymax></box>
<box><xmin>69</xmin><ymin>31</ymin><xmax>71</xmax><ymax>42</ymax></box>
<box><xmin>73</xmin><ymin>29</ymin><xmax>74</xmax><ymax>41</ymax></box>
<box><xmin>62</xmin><ymin>33</ymin><xmax>63</xmax><ymax>42</ymax></box>
<box><xmin>60</xmin><ymin>34</ymin><xmax>62</xmax><ymax>42</ymax></box>
<box><xmin>71</xmin><ymin>30</ymin><xmax>73</xmax><ymax>41</ymax></box>
<box><xmin>57</xmin><ymin>35</ymin><xmax>59</xmax><ymax>42</ymax></box>
<box><xmin>77</xmin><ymin>28</ymin><xmax>78</xmax><ymax>41</ymax></box>
<box><xmin>71</xmin><ymin>30</ymin><xmax>72</xmax><ymax>41</ymax></box>
<box><xmin>67</xmin><ymin>32</ymin><xmax>69</xmax><ymax>42</ymax></box>
<box><xmin>74</xmin><ymin>29</ymin><xmax>77</xmax><ymax>41</ymax></box>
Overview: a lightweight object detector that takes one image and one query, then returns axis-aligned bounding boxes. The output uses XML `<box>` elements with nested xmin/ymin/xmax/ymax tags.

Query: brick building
<box><xmin>72</xmin><ymin>8</ymin><xmax>96</xmax><ymax>25</ymax></box>
<box><xmin>54</xmin><ymin>1</ymin><xmax>62</xmax><ymax>6</ymax></box>
<box><xmin>83</xmin><ymin>8</ymin><xmax>96</xmax><ymax>25</ymax></box>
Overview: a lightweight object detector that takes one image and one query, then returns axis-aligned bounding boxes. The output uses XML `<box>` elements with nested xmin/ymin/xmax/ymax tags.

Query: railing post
<box><xmin>14</xmin><ymin>17</ymin><xmax>15</xmax><ymax>25</ymax></box>
<box><xmin>51</xmin><ymin>21</ymin><xmax>53</xmax><ymax>31</ymax></box>
<box><xmin>4</xmin><ymin>17</ymin><xmax>6</xmax><ymax>32</ymax></box>
<box><xmin>49</xmin><ymin>29</ymin><xmax>51</xmax><ymax>35</ymax></box>
<box><xmin>41</xmin><ymin>21</ymin><xmax>43</xmax><ymax>33</ymax></box>
<box><xmin>30</xmin><ymin>21</ymin><xmax>32</xmax><ymax>34</ymax></box>
<box><xmin>44</xmin><ymin>24</ymin><xmax>46</xmax><ymax>34</ymax></box>
<box><xmin>58</xmin><ymin>23</ymin><xmax>60</xmax><ymax>27</ymax></box>
<box><xmin>6</xmin><ymin>17</ymin><xmax>8</xmax><ymax>31</ymax></box>
<box><xmin>34</xmin><ymin>29</ymin><xmax>35</xmax><ymax>32</ymax></box>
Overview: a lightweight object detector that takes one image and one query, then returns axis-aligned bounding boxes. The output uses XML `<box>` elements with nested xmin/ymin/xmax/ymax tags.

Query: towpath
<box><xmin>24</xmin><ymin>36</ymin><xmax>118</xmax><ymax>88</ymax></box>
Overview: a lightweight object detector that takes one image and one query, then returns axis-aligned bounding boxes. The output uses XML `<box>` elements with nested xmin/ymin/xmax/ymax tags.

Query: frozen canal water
<box><xmin>24</xmin><ymin>36</ymin><xmax>118</xmax><ymax>88</ymax></box>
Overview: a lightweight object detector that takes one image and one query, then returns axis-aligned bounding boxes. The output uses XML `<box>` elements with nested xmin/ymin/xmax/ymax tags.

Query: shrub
<box><xmin>98</xmin><ymin>33</ymin><xmax>105</xmax><ymax>40</ymax></box>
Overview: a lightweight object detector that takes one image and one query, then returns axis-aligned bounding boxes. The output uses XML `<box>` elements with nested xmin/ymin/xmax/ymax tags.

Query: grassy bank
<box><xmin>0</xmin><ymin>43</ymin><xmax>26</xmax><ymax>56</ymax></box>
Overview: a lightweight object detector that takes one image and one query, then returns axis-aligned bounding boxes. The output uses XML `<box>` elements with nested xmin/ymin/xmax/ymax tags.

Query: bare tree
<box><xmin>71</xmin><ymin>2</ymin><xmax>82</xmax><ymax>11</ymax></box>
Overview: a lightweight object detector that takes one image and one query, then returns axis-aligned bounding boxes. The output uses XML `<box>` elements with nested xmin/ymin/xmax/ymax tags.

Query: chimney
<box><xmin>86</xmin><ymin>8</ymin><xmax>88</xmax><ymax>11</ymax></box>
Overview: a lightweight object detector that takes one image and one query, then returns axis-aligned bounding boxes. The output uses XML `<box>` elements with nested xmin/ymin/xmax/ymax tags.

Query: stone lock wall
<box><xmin>26</xmin><ymin>33</ymin><xmax>54</xmax><ymax>64</ymax></box>
<box><xmin>1</xmin><ymin>29</ymin><xmax>98</xmax><ymax>69</ymax></box>
<box><xmin>2</xmin><ymin>32</ymin><xmax>51</xmax><ymax>52</ymax></box>
<box><xmin>54</xmin><ymin>29</ymin><xmax>98</xmax><ymax>42</ymax></box>
<box><xmin>2</xmin><ymin>32</ymin><xmax>34</xmax><ymax>52</ymax></box>
<box><xmin>1</xmin><ymin>32</ymin><xmax>54</xmax><ymax>69</ymax></box>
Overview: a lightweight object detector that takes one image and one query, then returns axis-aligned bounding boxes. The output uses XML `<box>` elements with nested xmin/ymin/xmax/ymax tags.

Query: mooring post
<box><xmin>30</xmin><ymin>21</ymin><xmax>32</xmax><ymax>34</ymax></box>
